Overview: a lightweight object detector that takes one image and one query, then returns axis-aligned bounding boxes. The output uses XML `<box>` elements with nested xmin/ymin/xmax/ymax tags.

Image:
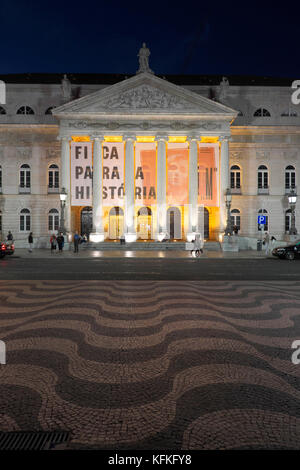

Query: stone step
<box><xmin>75</xmin><ymin>240</ymin><xmax>221</xmax><ymax>251</ymax></box>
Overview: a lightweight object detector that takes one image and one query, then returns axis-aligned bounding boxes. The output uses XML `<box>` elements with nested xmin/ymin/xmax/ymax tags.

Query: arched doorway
<box><xmin>109</xmin><ymin>207</ymin><xmax>124</xmax><ymax>239</ymax></box>
<box><xmin>81</xmin><ymin>207</ymin><xmax>93</xmax><ymax>238</ymax></box>
<box><xmin>137</xmin><ymin>207</ymin><xmax>152</xmax><ymax>240</ymax></box>
<box><xmin>197</xmin><ymin>207</ymin><xmax>209</xmax><ymax>239</ymax></box>
<box><xmin>167</xmin><ymin>207</ymin><xmax>181</xmax><ymax>239</ymax></box>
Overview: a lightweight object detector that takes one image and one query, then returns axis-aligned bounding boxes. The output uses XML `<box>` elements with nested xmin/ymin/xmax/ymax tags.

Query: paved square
<box><xmin>1</xmin><ymin>280</ymin><xmax>300</xmax><ymax>449</ymax></box>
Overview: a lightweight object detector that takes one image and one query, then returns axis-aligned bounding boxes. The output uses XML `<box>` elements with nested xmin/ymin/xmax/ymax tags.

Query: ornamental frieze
<box><xmin>67</xmin><ymin>120</ymin><xmax>223</xmax><ymax>131</ymax></box>
<box><xmin>101</xmin><ymin>85</ymin><xmax>199</xmax><ymax>110</ymax></box>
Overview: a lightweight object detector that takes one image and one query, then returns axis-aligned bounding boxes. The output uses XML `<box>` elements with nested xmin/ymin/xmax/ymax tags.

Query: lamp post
<box><xmin>224</xmin><ymin>188</ymin><xmax>233</xmax><ymax>236</ymax></box>
<box><xmin>288</xmin><ymin>188</ymin><xmax>297</xmax><ymax>235</ymax></box>
<box><xmin>59</xmin><ymin>187</ymin><xmax>67</xmax><ymax>234</ymax></box>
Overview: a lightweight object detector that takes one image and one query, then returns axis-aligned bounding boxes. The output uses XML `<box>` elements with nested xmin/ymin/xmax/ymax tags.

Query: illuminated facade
<box><xmin>0</xmin><ymin>65</ymin><xmax>299</xmax><ymax>248</ymax></box>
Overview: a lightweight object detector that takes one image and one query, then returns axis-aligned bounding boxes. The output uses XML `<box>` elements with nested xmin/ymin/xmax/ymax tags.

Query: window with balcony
<box><xmin>230</xmin><ymin>209</ymin><xmax>241</xmax><ymax>230</ymax></box>
<box><xmin>48</xmin><ymin>164</ymin><xmax>59</xmax><ymax>193</ymax></box>
<box><xmin>285</xmin><ymin>165</ymin><xmax>296</xmax><ymax>193</ymax></box>
<box><xmin>230</xmin><ymin>165</ymin><xmax>241</xmax><ymax>194</ymax></box>
<box><xmin>20</xmin><ymin>209</ymin><xmax>31</xmax><ymax>231</ymax></box>
<box><xmin>19</xmin><ymin>164</ymin><xmax>31</xmax><ymax>193</ymax></box>
<box><xmin>48</xmin><ymin>209</ymin><xmax>59</xmax><ymax>232</ymax></box>
<box><xmin>258</xmin><ymin>165</ymin><xmax>269</xmax><ymax>194</ymax></box>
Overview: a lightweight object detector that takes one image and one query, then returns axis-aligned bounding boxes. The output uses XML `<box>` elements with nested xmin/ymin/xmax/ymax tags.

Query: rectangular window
<box><xmin>285</xmin><ymin>215</ymin><xmax>290</xmax><ymax>232</ymax></box>
<box><xmin>54</xmin><ymin>171</ymin><xmax>59</xmax><ymax>188</ymax></box>
<box><xmin>263</xmin><ymin>172</ymin><xmax>268</xmax><ymax>188</ymax></box>
<box><xmin>26</xmin><ymin>215</ymin><xmax>30</xmax><ymax>231</ymax></box>
<box><xmin>230</xmin><ymin>173</ymin><xmax>235</xmax><ymax>188</ymax></box>
<box><xmin>20</xmin><ymin>215</ymin><xmax>24</xmax><ymax>231</ymax></box>
<box><xmin>54</xmin><ymin>215</ymin><xmax>59</xmax><ymax>231</ymax></box>
<box><xmin>258</xmin><ymin>173</ymin><xmax>262</xmax><ymax>189</ymax></box>
<box><xmin>26</xmin><ymin>172</ymin><xmax>30</xmax><ymax>188</ymax></box>
<box><xmin>236</xmin><ymin>173</ymin><xmax>240</xmax><ymax>188</ymax></box>
<box><xmin>49</xmin><ymin>172</ymin><xmax>53</xmax><ymax>188</ymax></box>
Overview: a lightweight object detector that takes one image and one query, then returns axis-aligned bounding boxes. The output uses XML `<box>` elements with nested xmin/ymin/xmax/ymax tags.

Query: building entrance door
<box><xmin>167</xmin><ymin>207</ymin><xmax>181</xmax><ymax>239</ymax></box>
<box><xmin>109</xmin><ymin>207</ymin><xmax>124</xmax><ymax>239</ymax></box>
<box><xmin>81</xmin><ymin>207</ymin><xmax>93</xmax><ymax>238</ymax></box>
<box><xmin>137</xmin><ymin>207</ymin><xmax>152</xmax><ymax>239</ymax></box>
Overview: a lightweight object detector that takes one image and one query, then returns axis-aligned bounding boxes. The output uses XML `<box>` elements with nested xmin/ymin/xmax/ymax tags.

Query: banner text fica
<box><xmin>71</xmin><ymin>142</ymin><xmax>92</xmax><ymax>206</ymax></box>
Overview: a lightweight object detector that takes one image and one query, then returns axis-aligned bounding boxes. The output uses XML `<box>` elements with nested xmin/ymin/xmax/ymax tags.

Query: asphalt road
<box><xmin>0</xmin><ymin>256</ymin><xmax>299</xmax><ymax>280</ymax></box>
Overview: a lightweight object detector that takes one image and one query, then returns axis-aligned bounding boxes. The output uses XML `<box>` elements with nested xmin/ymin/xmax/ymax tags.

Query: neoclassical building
<box><xmin>0</xmin><ymin>49</ymin><xmax>299</xmax><ymax>248</ymax></box>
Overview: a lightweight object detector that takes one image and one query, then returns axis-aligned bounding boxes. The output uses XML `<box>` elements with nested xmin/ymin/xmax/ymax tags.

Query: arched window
<box><xmin>230</xmin><ymin>209</ymin><xmax>240</xmax><ymax>230</ymax></box>
<box><xmin>258</xmin><ymin>209</ymin><xmax>268</xmax><ymax>231</ymax></box>
<box><xmin>20</xmin><ymin>209</ymin><xmax>31</xmax><ymax>232</ymax></box>
<box><xmin>285</xmin><ymin>165</ymin><xmax>296</xmax><ymax>190</ymax></box>
<box><xmin>230</xmin><ymin>165</ymin><xmax>241</xmax><ymax>189</ymax></box>
<box><xmin>20</xmin><ymin>164</ymin><xmax>31</xmax><ymax>188</ymax></box>
<box><xmin>16</xmin><ymin>106</ymin><xmax>34</xmax><ymax>115</ymax></box>
<box><xmin>254</xmin><ymin>108</ymin><xmax>271</xmax><ymax>117</ymax></box>
<box><xmin>285</xmin><ymin>209</ymin><xmax>292</xmax><ymax>233</ymax></box>
<box><xmin>45</xmin><ymin>106</ymin><xmax>55</xmax><ymax>115</ymax></box>
<box><xmin>258</xmin><ymin>165</ymin><xmax>268</xmax><ymax>190</ymax></box>
<box><xmin>0</xmin><ymin>165</ymin><xmax>2</xmax><ymax>192</ymax></box>
<box><xmin>48</xmin><ymin>209</ymin><xmax>59</xmax><ymax>231</ymax></box>
<box><xmin>0</xmin><ymin>106</ymin><xmax>6</xmax><ymax>115</ymax></box>
<box><xmin>48</xmin><ymin>164</ymin><xmax>59</xmax><ymax>189</ymax></box>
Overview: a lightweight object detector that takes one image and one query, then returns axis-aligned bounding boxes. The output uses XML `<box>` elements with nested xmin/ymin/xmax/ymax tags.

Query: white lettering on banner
<box><xmin>102</xmin><ymin>142</ymin><xmax>124</xmax><ymax>206</ymax></box>
<box><xmin>71</xmin><ymin>142</ymin><xmax>92</xmax><ymax>206</ymax></box>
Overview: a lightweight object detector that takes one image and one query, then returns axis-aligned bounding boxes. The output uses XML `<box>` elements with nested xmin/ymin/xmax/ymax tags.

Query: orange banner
<box><xmin>198</xmin><ymin>144</ymin><xmax>219</xmax><ymax>207</ymax></box>
<box><xmin>135</xmin><ymin>142</ymin><xmax>157</xmax><ymax>205</ymax></box>
<box><xmin>167</xmin><ymin>143</ymin><xmax>189</xmax><ymax>205</ymax></box>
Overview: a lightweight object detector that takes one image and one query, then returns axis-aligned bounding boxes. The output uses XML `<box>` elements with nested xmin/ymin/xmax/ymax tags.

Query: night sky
<box><xmin>0</xmin><ymin>0</ymin><xmax>299</xmax><ymax>77</ymax></box>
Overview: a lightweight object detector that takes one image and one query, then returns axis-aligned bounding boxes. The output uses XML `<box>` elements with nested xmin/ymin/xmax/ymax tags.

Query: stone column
<box><xmin>91</xmin><ymin>136</ymin><xmax>105</xmax><ymax>241</ymax></box>
<box><xmin>156</xmin><ymin>135</ymin><xmax>168</xmax><ymax>239</ymax></box>
<box><xmin>124</xmin><ymin>135</ymin><xmax>136</xmax><ymax>241</ymax></box>
<box><xmin>60</xmin><ymin>136</ymin><xmax>71</xmax><ymax>234</ymax></box>
<box><xmin>219</xmin><ymin>136</ymin><xmax>230</xmax><ymax>234</ymax></box>
<box><xmin>188</xmin><ymin>137</ymin><xmax>199</xmax><ymax>238</ymax></box>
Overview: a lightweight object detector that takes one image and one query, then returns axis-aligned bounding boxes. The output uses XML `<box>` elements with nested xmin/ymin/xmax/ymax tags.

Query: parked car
<box><xmin>0</xmin><ymin>241</ymin><xmax>15</xmax><ymax>258</ymax></box>
<box><xmin>0</xmin><ymin>242</ymin><xmax>6</xmax><ymax>258</ymax></box>
<box><xmin>272</xmin><ymin>241</ymin><xmax>300</xmax><ymax>260</ymax></box>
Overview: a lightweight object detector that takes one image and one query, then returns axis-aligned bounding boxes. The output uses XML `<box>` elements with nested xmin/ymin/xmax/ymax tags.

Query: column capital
<box><xmin>123</xmin><ymin>133</ymin><xmax>136</xmax><ymax>142</ymax></box>
<box><xmin>57</xmin><ymin>135</ymin><xmax>71</xmax><ymax>142</ymax></box>
<box><xmin>187</xmin><ymin>135</ymin><xmax>200</xmax><ymax>143</ymax></box>
<box><xmin>219</xmin><ymin>135</ymin><xmax>231</xmax><ymax>142</ymax></box>
<box><xmin>155</xmin><ymin>133</ymin><xmax>168</xmax><ymax>142</ymax></box>
<box><xmin>90</xmin><ymin>134</ymin><xmax>105</xmax><ymax>142</ymax></box>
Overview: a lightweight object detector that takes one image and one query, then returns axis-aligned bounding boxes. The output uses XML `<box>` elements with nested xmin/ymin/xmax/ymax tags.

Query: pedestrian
<box><xmin>233</xmin><ymin>225</ymin><xmax>239</xmax><ymax>235</ymax></box>
<box><xmin>50</xmin><ymin>234</ymin><xmax>57</xmax><ymax>253</ymax></box>
<box><xmin>28</xmin><ymin>232</ymin><xmax>33</xmax><ymax>252</ymax></box>
<box><xmin>263</xmin><ymin>232</ymin><xmax>270</xmax><ymax>255</ymax></box>
<box><xmin>271</xmin><ymin>235</ymin><xmax>276</xmax><ymax>252</ymax></box>
<box><xmin>6</xmin><ymin>231</ymin><xmax>13</xmax><ymax>244</ymax></box>
<box><xmin>80</xmin><ymin>233</ymin><xmax>87</xmax><ymax>244</ymax></box>
<box><xmin>57</xmin><ymin>232</ymin><xmax>64</xmax><ymax>252</ymax></box>
<box><xmin>191</xmin><ymin>233</ymin><xmax>204</xmax><ymax>258</ymax></box>
<box><xmin>73</xmin><ymin>231</ymin><xmax>80</xmax><ymax>253</ymax></box>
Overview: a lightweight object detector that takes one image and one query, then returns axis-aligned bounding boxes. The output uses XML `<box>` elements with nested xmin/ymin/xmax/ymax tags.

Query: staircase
<box><xmin>77</xmin><ymin>240</ymin><xmax>221</xmax><ymax>251</ymax></box>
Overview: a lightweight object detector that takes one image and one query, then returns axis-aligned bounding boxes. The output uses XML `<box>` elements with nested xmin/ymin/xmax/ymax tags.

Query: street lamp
<box><xmin>224</xmin><ymin>188</ymin><xmax>233</xmax><ymax>236</ymax></box>
<box><xmin>59</xmin><ymin>187</ymin><xmax>67</xmax><ymax>234</ymax></box>
<box><xmin>288</xmin><ymin>188</ymin><xmax>297</xmax><ymax>235</ymax></box>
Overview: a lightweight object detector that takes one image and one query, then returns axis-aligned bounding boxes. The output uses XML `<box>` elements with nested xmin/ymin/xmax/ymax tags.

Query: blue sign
<box><xmin>257</xmin><ymin>215</ymin><xmax>266</xmax><ymax>224</ymax></box>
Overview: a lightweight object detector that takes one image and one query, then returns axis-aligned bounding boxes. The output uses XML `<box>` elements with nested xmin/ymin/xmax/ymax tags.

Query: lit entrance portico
<box><xmin>53</xmin><ymin>54</ymin><xmax>237</xmax><ymax>244</ymax></box>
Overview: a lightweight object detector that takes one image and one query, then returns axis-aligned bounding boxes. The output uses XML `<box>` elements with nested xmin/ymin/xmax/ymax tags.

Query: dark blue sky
<box><xmin>0</xmin><ymin>0</ymin><xmax>299</xmax><ymax>77</ymax></box>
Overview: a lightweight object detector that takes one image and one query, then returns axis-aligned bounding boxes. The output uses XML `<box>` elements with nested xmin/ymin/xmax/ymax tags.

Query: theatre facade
<box><xmin>52</xmin><ymin>72</ymin><xmax>237</xmax><ymax>243</ymax></box>
<box><xmin>0</xmin><ymin>49</ymin><xmax>299</xmax><ymax>248</ymax></box>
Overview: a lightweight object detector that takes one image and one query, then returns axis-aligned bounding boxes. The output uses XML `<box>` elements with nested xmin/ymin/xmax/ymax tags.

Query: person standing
<box><xmin>191</xmin><ymin>233</ymin><xmax>204</xmax><ymax>257</ymax></box>
<box><xmin>6</xmin><ymin>231</ymin><xmax>13</xmax><ymax>244</ymax></box>
<box><xmin>57</xmin><ymin>232</ymin><xmax>64</xmax><ymax>253</ymax></box>
<box><xmin>50</xmin><ymin>234</ymin><xmax>57</xmax><ymax>253</ymax></box>
<box><xmin>73</xmin><ymin>231</ymin><xmax>80</xmax><ymax>253</ymax></box>
<box><xmin>28</xmin><ymin>232</ymin><xmax>33</xmax><ymax>253</ymax></box>
<box><xmin>264</xmin><ymin>232</ymin><xmax>270</xmax><ymax>255</ymax></box>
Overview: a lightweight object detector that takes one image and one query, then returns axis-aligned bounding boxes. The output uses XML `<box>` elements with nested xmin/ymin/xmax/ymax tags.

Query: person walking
<box><xmin>28</xmin><ymin>232</ymin><xmax>33</xmax><ymax>252</ymax></box>
<box><xmin>73</xmin><ymin>231</ymin><xmax>80</xmax><ymax>253</ymax></box>
<box><xmin>50</xmin><ymin>234</ymin><xmax>57</xmax><ymax>253</ymax></box>
<box><xmin>191</xmin><ymin>233</ymin><xmax>204</xmax><ymax>258</ymax></box>
<box><xmin>263</xmin><ymin>232</ymin><xmax>270</xmax><ymax>255</ymax></box>
<box><xmin>57</xmin><ymin>232</ymin><xmax>64</xmax><ymax>253</ymax></box>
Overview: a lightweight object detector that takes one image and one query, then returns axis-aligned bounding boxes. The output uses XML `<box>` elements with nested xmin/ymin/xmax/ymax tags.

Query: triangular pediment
<box><xmin>53</xmin><ymin>73</ymin><xmax>238</xmax><ymax>118</ymax></box>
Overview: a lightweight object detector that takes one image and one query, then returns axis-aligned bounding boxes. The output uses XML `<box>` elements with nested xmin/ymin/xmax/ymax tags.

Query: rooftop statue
<box><xmin>136</xmin><ymin>43</ymin><xmax>154</xmax><ymax>74</ymax></box>
<box><xmin>218</xmin><ymin>76</ymin><xmax>229</xmax><ymax>101</ymax></box>
<box><xmin>61</xmin><ymin>74</ymin><xmax>72</xmax><ymax>102</ymax></box>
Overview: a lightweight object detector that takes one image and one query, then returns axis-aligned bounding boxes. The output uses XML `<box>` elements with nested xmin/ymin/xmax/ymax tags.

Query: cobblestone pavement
<box><xmin>1</xmin><ymin>280</ymin><xmax>300</xmax><ymax>449</ymax></box>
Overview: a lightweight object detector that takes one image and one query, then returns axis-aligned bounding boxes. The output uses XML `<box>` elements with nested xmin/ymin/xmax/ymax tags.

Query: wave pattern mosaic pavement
<box><xmin>0</xmin><ymin>280</ymin><xmax>300</xmax><ymax>449</ymax></box>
